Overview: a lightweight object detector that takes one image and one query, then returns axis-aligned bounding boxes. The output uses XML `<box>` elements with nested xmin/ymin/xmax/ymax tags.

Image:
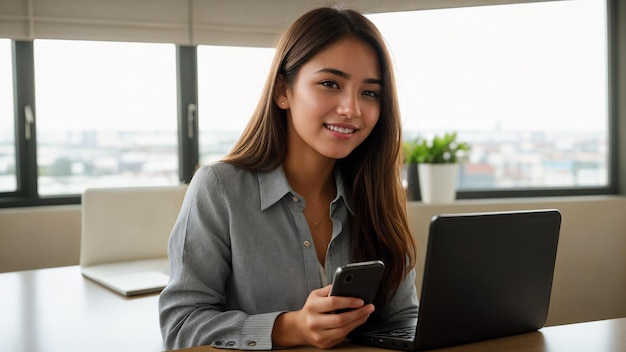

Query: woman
<box><xmin>159</xmin><ymin>6</ymin><xmax>418</xmax><ymax>350</ymax></box>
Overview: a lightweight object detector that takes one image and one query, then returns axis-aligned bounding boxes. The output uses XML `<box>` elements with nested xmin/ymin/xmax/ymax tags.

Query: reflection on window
<box><xmin>197</xmin><ymin>45</ymin><xmax>275</xmax><ymax>164</ymax></box>
<box><xmin>34</xmin><ymin>40</ymin><xmax>178</xmax><ymax>195</ymax></box>
<box><xmin>368</xmin><ymin>0</ymin><xmax>608</xmax><ymax>189</ymax></box>
<box><xmin>0</xmin><ymin>39</ymin><xmax>16</xmax><ymax>193</ymax></box>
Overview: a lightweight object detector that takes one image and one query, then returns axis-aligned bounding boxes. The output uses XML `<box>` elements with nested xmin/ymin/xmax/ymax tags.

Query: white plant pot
<box><xmin>418</xmin><ymin>163</ymin><xmax>459</xmax><ymax>204</ymax></box>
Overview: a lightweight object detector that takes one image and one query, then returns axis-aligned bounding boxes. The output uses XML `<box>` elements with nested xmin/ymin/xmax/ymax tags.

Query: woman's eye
<box><xmin>321</xmin><ymin>81</ymin><xmax>339</xmax><ymax>89</ymax></box>
<box><xmin>363</xmin><ymin>90</ymin><xmax>379</xmax><ymax>98</ymax></box>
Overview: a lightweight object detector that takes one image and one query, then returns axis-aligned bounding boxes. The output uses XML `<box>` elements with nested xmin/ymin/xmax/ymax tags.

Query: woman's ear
<box><xmin>273</xmin><ymin>75</ymin><xmax>290</xmax><ymax>110</ymax></box>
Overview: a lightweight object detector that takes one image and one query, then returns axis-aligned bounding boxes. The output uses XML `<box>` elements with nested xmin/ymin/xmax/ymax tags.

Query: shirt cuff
<box><xmin>211</xmin><ymin>311</ymin><xmax>285</xmax><ymax>350</ymax></box>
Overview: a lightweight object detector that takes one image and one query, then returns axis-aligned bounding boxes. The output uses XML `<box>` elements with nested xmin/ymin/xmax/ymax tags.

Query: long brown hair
<box><xmin>223</xmin><ymin>6</ymin><xmax>417</xmax><ymax>316</ymax></box>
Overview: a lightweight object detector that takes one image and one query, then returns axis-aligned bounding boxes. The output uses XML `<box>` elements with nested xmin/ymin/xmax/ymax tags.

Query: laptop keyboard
<box><xmin>370</xmin><ymin>326</ymin><xmax>415</xmax><ymax>339</ymax></box>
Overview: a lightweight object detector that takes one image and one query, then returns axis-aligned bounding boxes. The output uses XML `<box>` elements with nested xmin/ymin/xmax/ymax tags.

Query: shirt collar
<box><xmin>258</xmin><ymin>165</ymin><xmax>353</xmax><ymax>215</ymax></box>
<box><xmin>333</xmin><ymin>167</ymin><xmax>354</xmax><ymax>215</ymax></box>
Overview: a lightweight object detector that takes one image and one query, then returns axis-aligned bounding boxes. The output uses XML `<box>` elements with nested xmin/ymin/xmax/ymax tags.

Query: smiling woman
<box><xmin>277</xmin><ymin>37</ymin><xmax>381</xmax><ymax>161</ymax></box>
<box><xmin>159</xmin><ymin>6</ymin><xmax>418</xmax><ymax>351</ymax></box>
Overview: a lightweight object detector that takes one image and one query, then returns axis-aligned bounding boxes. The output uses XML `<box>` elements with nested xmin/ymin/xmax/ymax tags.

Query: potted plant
<box><xmin>402</xmin><ymin>140</ymin><xmax>422</xmax><ymax>201</ymax></box>
<box><xmin>404</xmin><ymin>132</ymin><xmax>470</xmax><ymax>204</ymax></box>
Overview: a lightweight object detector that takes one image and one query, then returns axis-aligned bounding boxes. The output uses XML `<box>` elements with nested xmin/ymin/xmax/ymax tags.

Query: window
<box><xmin>0</xmin><ymin>0</ymin><xmax>616</xmax><ymax>208</ymax></box>
<box><xmin>33</xmin><ymin>40</ymin><xmax>179</xmax><ymax>195</ymax></box>
<box><xmin>368</xmin><ymin>0</ymin><xmax>609</xmax><ymax>191</ymax></box>
<box><xmin>197</xmin><ymin>45</ymin><xmax>275</xmax><ymax>164</ymax></box>
<box><xmin>0</xmin><ymin>39</ymin><xmax>16</xmax><ymax>193</ymax></box>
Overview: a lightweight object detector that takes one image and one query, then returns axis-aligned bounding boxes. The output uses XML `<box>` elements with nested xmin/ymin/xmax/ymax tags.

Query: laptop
<box><xmin>349</xmin><ymin>209</ymin><xmax>561</xmax><ymax>351</ymax></box>
<box><xmin>80</xmin><ymin>185</ymin><xmax>187</xmax><ymax>296</ymax></box>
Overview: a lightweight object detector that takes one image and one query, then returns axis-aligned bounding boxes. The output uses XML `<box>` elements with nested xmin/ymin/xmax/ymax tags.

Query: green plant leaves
<box><xmin>403</xmin><ymin>132</ymin><xmax>470</xmax><ymax>164</ymax></box>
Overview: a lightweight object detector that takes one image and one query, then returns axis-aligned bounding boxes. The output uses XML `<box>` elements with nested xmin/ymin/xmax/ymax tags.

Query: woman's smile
<box><xmin>324</xmin><ymin>123</ymin><xmax>357</xmax><ymax>135</ymax></box>
<box><xmin>282</xmin><ymin>36</ymin><xmax>381</xmax><ymax>161</ymax></box>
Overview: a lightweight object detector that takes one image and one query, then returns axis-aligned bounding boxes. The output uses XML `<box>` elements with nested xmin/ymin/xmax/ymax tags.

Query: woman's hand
<box><xmin>272</xmin><ymin>285</ymin><xmax>375</xmax><ymax>349</ymax></box>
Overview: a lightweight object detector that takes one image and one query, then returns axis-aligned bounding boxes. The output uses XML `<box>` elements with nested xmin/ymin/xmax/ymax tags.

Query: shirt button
<box><xmin>247</xmin><ymin>341</ymin><xmax>257</xmax><ymax>347</ymax></box>
<box><xmin>292</xmin><ymin>196</ymin><xmax>299</xmax><ymax>202</ymax></box>
<box><xmin>303</xmin><ymin>240</ymin><xmax>311</xmax><ymax>247</ymax></box>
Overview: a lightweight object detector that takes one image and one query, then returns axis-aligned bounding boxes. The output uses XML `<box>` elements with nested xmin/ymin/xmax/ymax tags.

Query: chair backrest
<box><xmin>80</xmin><ymin>185</ymin><xmax>187</xmax><ymax>267</ymax></box>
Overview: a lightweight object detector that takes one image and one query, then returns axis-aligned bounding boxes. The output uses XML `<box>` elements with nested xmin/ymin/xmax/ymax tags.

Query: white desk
<box><xmin>0</xmin><ymin>265</ymin><xmax>163</xmax><ymax>352</ymax></box>
<box><xmin>2</xmin><ymin>265</ymin><xmax>625</xmax><ymax>352</ymax></box>
<box><xmin>177</xmin><ymin>319</ymin><xmax>626</xmax><ymax>352</ymax></box>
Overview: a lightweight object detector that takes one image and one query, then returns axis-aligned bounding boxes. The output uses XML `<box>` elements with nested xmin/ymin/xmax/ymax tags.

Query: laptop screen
<box><xmin>349</xmin><ymin>209</ymin><xmax>561</xmax><ymax>351</ymax></box>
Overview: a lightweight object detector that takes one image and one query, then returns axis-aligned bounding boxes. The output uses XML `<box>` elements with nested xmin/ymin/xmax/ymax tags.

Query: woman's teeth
<box><xmin>326</xmin><ymin>124</ymin><xmax>354</xmax><ymax>134</ymax></box>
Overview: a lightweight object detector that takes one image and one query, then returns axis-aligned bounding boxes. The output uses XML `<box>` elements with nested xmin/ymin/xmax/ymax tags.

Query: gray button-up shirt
<box><xmin>159</xmin><ymin>162</ymin><xmax>418</xmax><ymax>350</ymax></box>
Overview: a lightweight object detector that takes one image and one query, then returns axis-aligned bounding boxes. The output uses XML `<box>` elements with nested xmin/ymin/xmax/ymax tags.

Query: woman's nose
<box><xmin>336</xmin><ymin>91</ymin><xmax>361</xmax><ymax>119</ymax></box>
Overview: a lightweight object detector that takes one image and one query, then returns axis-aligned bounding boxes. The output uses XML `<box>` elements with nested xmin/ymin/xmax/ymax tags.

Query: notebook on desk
<box><xmin>80</xmin><ymin>185</ymin><xmax>187</xmax><ymax>296</ymax></box>
<box><xmin>349</xmin><ymin>209</ymin><xmax>561</xmax><ymax>351</ymax></box>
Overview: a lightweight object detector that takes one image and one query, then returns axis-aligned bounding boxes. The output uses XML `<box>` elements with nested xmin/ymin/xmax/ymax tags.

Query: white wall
<box><xmin>0</xmin><ymin>205</ymin><xmax>81</xmax><ymax>272</ymax></box>
<box><xmin>1</xmin><ymin>196</ymin><xmax>625</xmax><ymax>327</ymax></box>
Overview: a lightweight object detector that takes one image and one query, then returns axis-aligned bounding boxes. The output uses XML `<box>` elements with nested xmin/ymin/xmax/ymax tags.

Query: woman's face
<box><xmin>281</xmin><ymin>37</ymin><xmax>381</xmax><ymax>161</ymax></box>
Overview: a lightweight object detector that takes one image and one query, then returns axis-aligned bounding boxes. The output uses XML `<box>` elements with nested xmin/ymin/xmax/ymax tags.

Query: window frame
<box><xmin>0</xmin><ymin>0</ymin><xmax>619</xmax><ymax>208</ymax></box>
<box><xmin>451</xmin><ymin>0</ymin><xmax>618</xmax><ymax>199</ymax></box>
<box><xmin>0</xmin><ymin>42</ymin><xmax>198</xmax><ymax>207</ymax></box>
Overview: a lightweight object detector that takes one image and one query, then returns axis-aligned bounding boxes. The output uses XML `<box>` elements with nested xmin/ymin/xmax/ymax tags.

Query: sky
<box><xmin>0</xmin><ymin>0</ymin><xmax>608</xmax><ymax>137</ymax></box>
<box><xmin>368</xmin><ymin>0</ymin><xmax>607</xmax><ymax>133</ymax></box>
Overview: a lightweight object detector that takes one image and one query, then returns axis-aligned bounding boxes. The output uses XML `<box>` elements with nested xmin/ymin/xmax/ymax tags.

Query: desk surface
<box><xmin>178</xmin><ymin>319</ymin><xmax>626</xmax><ymax>352</ymax></box>
<box><xmin>0</xmin><ymin>265</ymin><xmax>163</xmax><ymax>352</ymax></box>
<box><xmin>1</xmin><ymin>266</ymin><xmax>625</xmax><ymax>352</ymax></box>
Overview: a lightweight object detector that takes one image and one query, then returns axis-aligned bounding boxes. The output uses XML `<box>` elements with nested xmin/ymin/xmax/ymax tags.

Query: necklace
<box><xmin>304</xmin><ymin>213</ymin><xmax>325</xmax><ymax>232</ymax></box>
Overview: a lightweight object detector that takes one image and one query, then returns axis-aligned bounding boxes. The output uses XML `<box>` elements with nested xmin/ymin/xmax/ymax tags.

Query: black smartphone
<box><xmin>328</xmin><ymin>260</ymin><xmax>385</xmax><ymax>308</ymax></box>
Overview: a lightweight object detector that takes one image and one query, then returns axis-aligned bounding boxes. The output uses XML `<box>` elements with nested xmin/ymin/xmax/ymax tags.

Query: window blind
<box><xmin>0</xmin><ymin>0</ymin><xmax>564</xmax><ymax>46</ymax></box>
